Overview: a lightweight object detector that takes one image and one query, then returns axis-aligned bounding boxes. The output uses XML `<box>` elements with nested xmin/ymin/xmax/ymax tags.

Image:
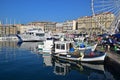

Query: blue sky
<box><xmin>0</xmin><ymin>0</ymin><xmax>92</xmax><ymax>24</ymax></box>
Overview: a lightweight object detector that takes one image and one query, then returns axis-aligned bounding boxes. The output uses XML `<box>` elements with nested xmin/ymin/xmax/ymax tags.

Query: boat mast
<box><xmin>9</xmin><ymin>19</ymin><xmax>11</xmax><ymax>36</ymax></box>
<box><xmin>5</xmin><ymin>18</ymin><xmax>7</xmax><ymax>36</ymax></box>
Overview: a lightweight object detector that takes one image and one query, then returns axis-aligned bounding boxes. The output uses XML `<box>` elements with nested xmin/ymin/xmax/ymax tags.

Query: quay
<box><xmin>106</xmin><ymin>51</ymin><xmax>120</xmax><ymax>65</ymax></box>
<box><xmin>96</xmin><ymin>46</ymin><xmax>120</xmax><ymax>75</ymax></box>
<box><xmin>105</xmin><ymin>51</ymin><xmax>120</xmax><ymax>77</ymax></box>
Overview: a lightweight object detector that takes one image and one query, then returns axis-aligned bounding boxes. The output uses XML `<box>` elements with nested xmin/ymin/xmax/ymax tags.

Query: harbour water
<box><xmin>0</xmin><ymin>41</ymin><xmax>120</xmax><ymax>80</ymax></box>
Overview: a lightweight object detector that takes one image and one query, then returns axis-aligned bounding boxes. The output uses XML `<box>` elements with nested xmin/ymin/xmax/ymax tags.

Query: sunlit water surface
<box><xmin>0</xmin><ymin>41</ymin><xmax>119</xmax><ymax>80</ymax></box>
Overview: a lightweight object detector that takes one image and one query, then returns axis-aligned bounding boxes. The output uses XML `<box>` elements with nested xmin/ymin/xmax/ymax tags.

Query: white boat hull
<box><xmin>42</xmin><ymin>39</ymin><xmax>54</xmax><ymax>53</ymax></box>
<box><xmin>81</xmin><ymin>53</ymin><xmax>106</xmax><ymax>62</ymax></box>
<box><xmin>43</xmin><ymin>48</ymin><xmax>52</xmax><ymax>53</ymax></box>
<box><xmin>16</xmin><ymin>28</ymin><xmax>46</xmax><ymax>42</ymax></box>
<box><xmin>17</xmin><ymin>34</ymin><xmax>45</xmax><ymax>42</ymax></box>
<box><xmin>52</xmin><ymin>52</ymin><xmax>106</xmax><ymax>63</ymax></box>
<box><xmin>38</xmin><ymin>42</ymin><xmax>44</xmax><ymax>50</ymax></box>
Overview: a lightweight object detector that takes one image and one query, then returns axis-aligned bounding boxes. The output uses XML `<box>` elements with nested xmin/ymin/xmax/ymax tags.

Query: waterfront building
<box><xmin>17</xmin><ymin>24</ymin><xmax>29</xmax><ymax>34</ymax></box>
<box><xmin>0</xmin><ymin>12</ymin><xmax>115</xmax><ymax>36</ymax></box>
<box><xmin>28</xmin><ymin>21</ymin><xmax>48</xmax><ymax>31</ymax></box>
<box><xmin>0</xmin><ymin>25</ymin><xmax>17</xmax><ymax>36</ymax></box>
<box><xmin>56</xmin><ymin>23</ymin><xmax>63</xmax><ymax>33</ymax></box>
<box><xmin>44</xmin><ymin>22</ymin><xmax>56</xmax><ymax>33</ymax></box>
<box><xmin>62</xmin><ymin>20</ymin><xmax>77</xmax><ymax>33</ymax></box>
<box><xmin>77</xmin><ymin>12</ymin><xmax>115</xmax><ymax>34</ymax></box>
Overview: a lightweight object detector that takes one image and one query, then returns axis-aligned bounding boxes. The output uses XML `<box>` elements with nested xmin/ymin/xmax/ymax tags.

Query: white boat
<box><xmin>53</xmin><ymin>51</ymin><xmax>106</xmax><ymax>63</ymax></box>
<box><xmin>42</xmin><ymin>38</ymin><xmax>54</xmax><ymax>53</ymax></box>
<box><xmin>52</xmin><ymin>41</ymin><xmax>106</xmax><ymax>63</ymax></box>
<box><xmin>16</xmin><ymin>28</ymin><xmax>45</xmax><ymax>42</ymax></box>
<box><xmin>37</xmin><ymin>37</ymin><xmax>54</xmax><ymax>53</ymax></box>
<box><xmin>76</xmin><ymin>42</ymin><xmax>98</xmax><ymax>51</ymax></box>
<box><xmin>37</xmin><ymin>41</ymin><xmax>44</xmax><ymax>51</ymax></box>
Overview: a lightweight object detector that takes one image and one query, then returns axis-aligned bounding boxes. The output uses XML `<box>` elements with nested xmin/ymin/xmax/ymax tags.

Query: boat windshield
<box><xmin>28</xmin><ymin>28</ymin><xmax>42</xmax><ymax>31</ymax></box>
<box><xmin>56</xmin><ymin>44</ymin><xmax>65</xmax><ymax>50</ymax></box>
<box><xmin>36</xmin><ymin>33</ymin><xmax>45</xmax><ymax>37</ymax></box>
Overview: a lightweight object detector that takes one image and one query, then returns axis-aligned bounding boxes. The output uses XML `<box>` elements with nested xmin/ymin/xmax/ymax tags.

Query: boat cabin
<box><xmin>54</xmin><ymin>41</ymin><xmax>74</xmax><ymax>54</ymax></box>
<box><xmin>25</xmin><ymin>28</ymin><xmax>45</xmax><ymax>37</ymax></box>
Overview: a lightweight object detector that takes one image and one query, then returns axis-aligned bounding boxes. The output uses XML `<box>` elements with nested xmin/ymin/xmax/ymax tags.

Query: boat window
<box><xmin>36</xmin><ymin>33</ymin><xmax>45</xmax><ymax>37</ymax></box>
<box><xmin>29</xmin><ymin>33</ymin><xmax>34</xmax><ymax>35</ymax></box>
<box><xmin>26</xmin><ymin>32</ymin><xmax>29</xmax><ymax>35</ymax></box>
<box><xmin>55</xmin><ymin>66</ymin><xmax>64</xmax><ymax>73</ymax></box>
<box><xmin>61</xmin><ymin>44</ymin><xmax>65</xmax><ymax>50</ymax></box>
<box><xmin>56</xmin><ymin>44</ymin><xmax>60</xmax><ymax>49</ymax></box>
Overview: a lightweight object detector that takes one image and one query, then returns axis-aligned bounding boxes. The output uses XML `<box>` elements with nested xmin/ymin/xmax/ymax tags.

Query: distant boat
<box><xmin>16</xmin><ymin>28</ymin><xmax>45</xmax><ymax>42</ymax></box>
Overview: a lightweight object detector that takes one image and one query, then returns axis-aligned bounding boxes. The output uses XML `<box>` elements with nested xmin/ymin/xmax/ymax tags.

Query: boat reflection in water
<box><xmin>17</xmin><ymin>42</ymin><xmax>39</xmax><ymax>53</ymax></box>
<box><xmin>42</xmin><ymin>52</ymin><xmax>52</xmax><ymax>66</ymax></box>
<box><xmin>0</xmin><ymin>41</ymin><xmax>119</xmax><ymax>80</ymax></box>
<box><xmin>42</xmin><ymin>52</ymin><xmax>115</xmax><ymax>80</ymax></box>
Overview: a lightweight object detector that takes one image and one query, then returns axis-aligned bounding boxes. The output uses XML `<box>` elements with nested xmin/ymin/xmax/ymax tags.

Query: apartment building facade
<box><xmin>56</xmin><ymin>23</ymin><xmax>63</xmax><ymax>33</ymax></box>
<box><xmin>77</xmin><ymin>12</ymin><xmax>115</xmax><ymax>34</ymax></box>
<box><xmin>62</xmin><ymin>20</ymin><xmax>77</xmax><ymax>33</ymax></box>
<box><xmin>44</xmin><ymin>22</ymin><xmax>56</xmax><ymax>33</ymax></box>
<box><xmin>0</xmin><ymin>25</ymin><xmax>18</xmax><ymax>36</ymax></box>
<box><xmin>0</xmin><ymin>12</ymin><xmax>115</xmax><ymax>36</ymax></box>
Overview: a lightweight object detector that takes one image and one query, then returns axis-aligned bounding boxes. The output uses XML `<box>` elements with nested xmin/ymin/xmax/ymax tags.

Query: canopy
<box><xmin>112</xmin><ymin>33</ymin><xmax>120</xmax><ymax>38</ymax></box>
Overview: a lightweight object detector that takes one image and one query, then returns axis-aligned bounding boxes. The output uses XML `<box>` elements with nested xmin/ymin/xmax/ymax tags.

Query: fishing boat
<box><xmin>52</xmin><ymin>41</ymin><xmax>106</xmax><ymax>63</ymax></box>
<box><xmin>16</xmin><ymin>28</ymin><xmax>45</xmax><ymax>42</ymax></box>
<box><xmin>53</xmin><ymin>41</ymin><xmax>74</xmax><ymax>54</ymax></box>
